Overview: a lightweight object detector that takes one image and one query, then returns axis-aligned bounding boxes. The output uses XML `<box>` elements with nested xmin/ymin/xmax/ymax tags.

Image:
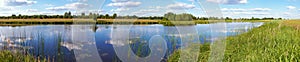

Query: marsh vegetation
<box><xmin>168</xmin><ymin>20</ymin><xmax>300</xmax><ymax>62</ymax></box>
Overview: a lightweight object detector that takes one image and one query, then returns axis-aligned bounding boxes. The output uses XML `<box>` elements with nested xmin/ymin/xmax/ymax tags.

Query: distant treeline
<box><xmin>0</xmin><ymin>12</ymin><xmax>282</xmax><ymax>20</ymax></box>
<box><xmin>0</xmin><ymin>11</ymin><xmax>118</xmax><ymax>19</ymax></box>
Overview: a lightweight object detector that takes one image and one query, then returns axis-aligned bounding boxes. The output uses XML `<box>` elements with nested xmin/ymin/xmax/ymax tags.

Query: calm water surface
<box><xmin>0</xmin><ymin>22</ymin><xmax>263</xmax><ymax>62</ymax></box>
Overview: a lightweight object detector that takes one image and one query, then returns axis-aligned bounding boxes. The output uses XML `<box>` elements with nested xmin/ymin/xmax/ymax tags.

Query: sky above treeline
<box><xmin>0</xmin><ymin>0</ymin><xmax>299</xmax><ymax>19</ymax></box>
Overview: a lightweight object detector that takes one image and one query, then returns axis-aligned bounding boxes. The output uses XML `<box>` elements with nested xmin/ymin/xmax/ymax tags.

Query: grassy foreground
<box><xmin>0</xmin><ymin>50</ymin><xmax>47</xmax><ymax>62</ymax></box>
<box><xmin>224</xmin><ymin>21</ymin><xmax>300</xmax><ymax>61</ymax></box>
<box><xmin>168</xmin><ymin>20</ymin><xmax>300</xmax><ymax>62</ymax></box>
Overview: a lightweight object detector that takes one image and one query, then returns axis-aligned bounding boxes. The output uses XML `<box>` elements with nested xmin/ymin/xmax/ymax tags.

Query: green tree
<box><xmin>81</xmin><ymin>13</ymin><xmax>85</xmax><ymax>16</ymax></box>
<box><xmin>164</xmin><ymin>12</ymin><xmax>193</xmax><ymax>21</ymax></box>
<box><xmin>105</xmin><ymin>14</ymin><xmax>109</xmax><ymax>19</ymax></box>
<box><xmin>68</xmin><ymin>11</ymin><xmax>71</xmax><ymax>16</ymax></box>
<box><xmin>64</xmin><ymin>12</ymin><xmax>68</xmax><ymax>18</ymax></box>
<box><xmin>226</xmin><ymin>17</ymin><xmax>232</xmax><ymax>20</ymax></box>
<box><xmin>64</xmin><ymin>11</ymin><xmax>72</xmax><ymax>18</ymax></box>
<box><xmin>164</xmin><ymin>12</ymin><xmax>176</xmax><ymax>21</ymax></box>
<box><xmin>11</xmin><ymin>14</ymin><xmax>16</xmax><ymax>19</ymax></box>
<box><xmin>113</xmin><ymin>13</ymin><xmax>117</xmax><ymax>19</ymax></box>
<box><xmin>99</xmin><ymin>15</ymin><xmax>104</xmax><ymax>19</ymax></box>
<box><xmin>18</xmin><ymin>14</ymin><xmax>22</xmax><ymax>19</ymax></box>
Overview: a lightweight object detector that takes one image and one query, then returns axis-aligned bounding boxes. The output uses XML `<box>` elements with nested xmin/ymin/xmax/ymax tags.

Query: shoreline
<box><xmin>0</xmin><ymin>19</ymin><xmax>273</xmax><ymax>26</ymax></box>
<box><xmin>168</xmin><ymin>20</ymin><xmax>300</xmax><ymax>61</ymax></box>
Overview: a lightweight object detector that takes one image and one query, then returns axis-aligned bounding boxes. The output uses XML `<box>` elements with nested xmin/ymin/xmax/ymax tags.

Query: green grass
<box><xmin>224</xmin><ymin>21</ymin><xmax>300</xmax><ymax>61</ymax></box>
<box><xmin>168</xmin><ymin>43</ymin><xmax>211</xmax><ymax>62</ymax></box>
<box><xmin>0</xmin><ymin>50</ymin><xmax>47</xmax><ymax>62</ymax></box>
<box><xmin>168</xmin><ymin>21</ymin><xmax>300</xmax><ymax>62</ymax></box>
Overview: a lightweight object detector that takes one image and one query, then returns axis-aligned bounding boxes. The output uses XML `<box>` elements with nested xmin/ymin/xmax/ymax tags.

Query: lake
<box><xmin>0</xmin><ymin>22</ymin><xmax>263</xmax><ymax>62</ymax></box>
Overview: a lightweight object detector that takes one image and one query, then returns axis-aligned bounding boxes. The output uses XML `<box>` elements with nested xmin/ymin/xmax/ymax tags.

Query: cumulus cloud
<box><xmin>149</xmin><ymin>6</ymin><xmax>163</xmax><ymax>9</ymax></box>
<box><xmin>0</xmin><ymin>7</ymin><xmax>14</xmax><ymax>11</ymax></box>
<box><xmin>221</xmin><ymin>8</ymin><xmax>247</xmax><ymax>12</ymax></box>
<box><xmin>78</xmin><ymin>0</ymin><xmax>88</xmax><ymax>2</ymax></box>
<box><xmin>78</xmin><ymin>10</ymin><xmax>105</xmax><ymax>14</ymax></box>
<box><xmin>167</xmin><ymin>2</ymin><xmax>195</xmax><ymax>10</ymax></box>
<box><xmin>224</xmin><ymin>12</ymin><xmax>270</xmax><ymax>16</ymax></box>
<box><xmin>46</xmin><ymin>2</ymin><xmax>89</xmax><ymax>11</ymax></box>
<box><xmin>188</xmin><ymin>0</ymin><xmax>196</xmax><ymax>2</ymax></box>
<box><xmin>287</xmin><ymin>0</ymin><xmax>298</xmax><ymax>2</ymax></box>
<box><xmin>110</xmin><ymin>8</ymin><xmax>129</xmax><ymax>13</ymax></box>
<box><xmin>111</xmin><ymin>0</ymin><xmax>129</xmax><ymax>2</ymax></box>
<box><xmin>222</xmin><ymin>8</ymin><xmax>271</xmax><ymax>16</ymax></box>
<box><xmin>107</xmin><ymin>1</ymin><xmax>141</xmax><ymax>7</ymax></box>
<box><xmin>71</xmin><ymin>10</ymin><xmax>105</xmax><ymax>15</ymax></box>
<box><xmin>44</xmin><ymin>4</ymin><xmax>54</xmax><ymax>6</ymax></box>
<box><xmin>283</xmin><ymin>12</ymin><xmax>291</xmax><ymax>15</ymax></box>
<box><xmin>237</xmin><ymin>12</ymin><xmax>270</xmax><ymax>15</ymax></box>
<box><xmin>286</xmin><ymin>6</ymin><xmax>296</xmax><ymax>9</ymax></box>
<box><xmin>282</xmin><ymin>12</ymin><xmax>296</xmax><ymax>18</ymax></box>
<box><xmin>3</xmin><ymin>0</ymin><xmax>37</xmax><ymax>6</ymax></box>
<box><xmin>206</xmin><ymin>0</ymin><xmax>247</xmax><ymax>4</ymax></box>
<box><xmin>25</xmin><ymin>9</ymin><xmax>38</xmax><ymax>12</ymax></box>
<box><xmin>46</xmin><ymin>7</ymin><xmax>69</xmax><ymax>11</ymax></box>
<box><xmin>133</xmin><ymin>9</ymin><xmax>160</xmax><ymax>15</ymax></box>
<box><xmin>68</xmin><ymin>0</ymin><xmax>88</xmax><ymax>2</ymax></box>
<box><xmin>250</xmin><ymin>8</ymin><xmax>271</xmax><ymax>11</ymax></box>
<box><xmin>139</xmin><ymin>9</ymin><xmax>160</xmax><ymax>13</ymax></box>
<box><xmin>39</xmin><ymin>12</ymin><xmax>55</xmax><ymax>15</ymax></box>
<box><xmin>222</xmin><ymin>8</ymin><xmax>271</xmax><ymax>12</ymax></box>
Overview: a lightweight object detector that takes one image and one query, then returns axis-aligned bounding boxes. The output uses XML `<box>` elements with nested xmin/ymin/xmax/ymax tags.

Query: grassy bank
<box><xmin>168</xmin><ymin>20</ymin><xmax>300</xmax><ymax>62</ymax></box>
<box><xmin>224</xmin><ymin>21</ymin><xmax>300</xmax><ymax>61</ymax></box>
<box><xmin>0</xmin><ymin>50</ymin><xmax>46</xmax><ymax>62</ymax></box>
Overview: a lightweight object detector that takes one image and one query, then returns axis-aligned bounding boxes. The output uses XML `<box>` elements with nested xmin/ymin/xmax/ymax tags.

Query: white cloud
<box><xmin>0</xmin><ymin>7</ymin><xmax>14</xmax><ymax>11</ymax></box>
<box><xmin>39</xmin><ymin>12</ymin><xmax>55</xmax><ymax>15</ymax></box>
<box><xmin>222</xmin><ymin>8</ymin><xmax>271</xmax><ymax>17</ymax></box>
<box><xmin>149</xmin><ymin>6</ymin><xmax>163</xmax><ymax>9</ymax></box>
<box><xmin>287</xmin><ymin>0</ymin><xmax>298</xmax><ymax>2</ymax></box>
<box><xmin>283</xmin><ymin>12</ymin><xmax>291</xmax><ymax>15</ymax></box>
<box><xmin>139</xmin><ymin>9</ymin><xmax>160</xmax><ymax>13</ymax></box>
<box><xmin>250</xmin><ymin>8</ymin><xmax>271</xmax><ymax>11</ymax></box>
<box><xmin>3</xmin><ymin>0</ymin><xmax>37</xmax><ymax>6</ymax></box>
<box><xmin>221</xmin><ymin>8</ymin><xmax>247</xmax><ymax>12</ymax></box>
<box><xmin>79</xmin><ymin>10</ymin><xmax>105</xmax><ymax>14</ymax></box>
<box><xmin>239</xmin><ymin>0</ymin><xmax>247</xmax><ymax>3</ymax></box>
<box><xmin>0</xmin><ymin>0</ymin><xmax>4</xmax><ymax>6</ymax></box>
<box><xmin>68</xmin><ymin>0</ymin><xmax>88</xmax><ymax>2</ymax></box>
<box><xmin>286</xmin><ymin>6</ymin><xmax>296</xmax><ymax>9</ymax></box>
<box><xmin>222</xmin><ymin>8</ymin><xmax>271</xmax><ymax>12</ymax></box>
<box><xmin>110</xmin><ymin>8</ymin><xmax>129</xmax><ymax>12</ymax></box>
<box><xmin>78</xmin><ymin>0</ymin><xmax>88</xmax><ymax>2</ymax></box>
<box><xmin>46</xmin><ymin>2</ymin><xmax>89</xmax><ymax>11</ymax></box>
<box><xmin>188</xmin><ymin>0</ymin><xmax>195</xmax><ymax>2</ymax></box>
<box><xmin>167</xmin><ymin>2</ymin><xmax>195</xmax><ymax>10</ymax></box>
<box><xmin>25</xmin><ymin>9</ymin><xmax>38</xmax><ymax>12</ymax></box>
<box><xmin>111</xmin><ymin>0</ymin><xmax>129</xmax><ymax>2</ymax></box>
<box><xmin>133</xmin><ymin>9</ymin><xmax>160</xmax><ymax>15</ymax></box>
<box><xmin>243</xmin><ymin>12</ymin><xmax>270</xmax><ymax>15</ymax></box>
<box><xmin>46</xmin><ymin>7</ymin><xmax>69</xmax><ymax>11</ymax></box>
<box><xmin>206</xmin><ymin>0</ymin><xmax>247</xmax><ymax>4</ymax></box>
<box><xmin>224</xmin><ymin>12</ymin><xmax>270</xmax><ymax>15</ymax></box>
<box><xmin>44</xmin><ymin>4</ymin><xmax>54</xmax><ymax>6</ymax></box>
<box><xmin>107</xmin><ymin>1</ymin><xmax>141</xmax><ymax>7</ymax></box>
<box><xmin>282</xmin><ymin>12</ymin><xmax>299</xmax><ymax>19</ymax></box>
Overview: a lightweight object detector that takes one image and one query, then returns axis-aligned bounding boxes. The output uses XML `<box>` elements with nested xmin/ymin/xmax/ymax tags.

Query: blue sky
<box><xmin>0</xmin><ymin>0</ymin><xmax>300</xmax><ymax>19</ymax></box>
